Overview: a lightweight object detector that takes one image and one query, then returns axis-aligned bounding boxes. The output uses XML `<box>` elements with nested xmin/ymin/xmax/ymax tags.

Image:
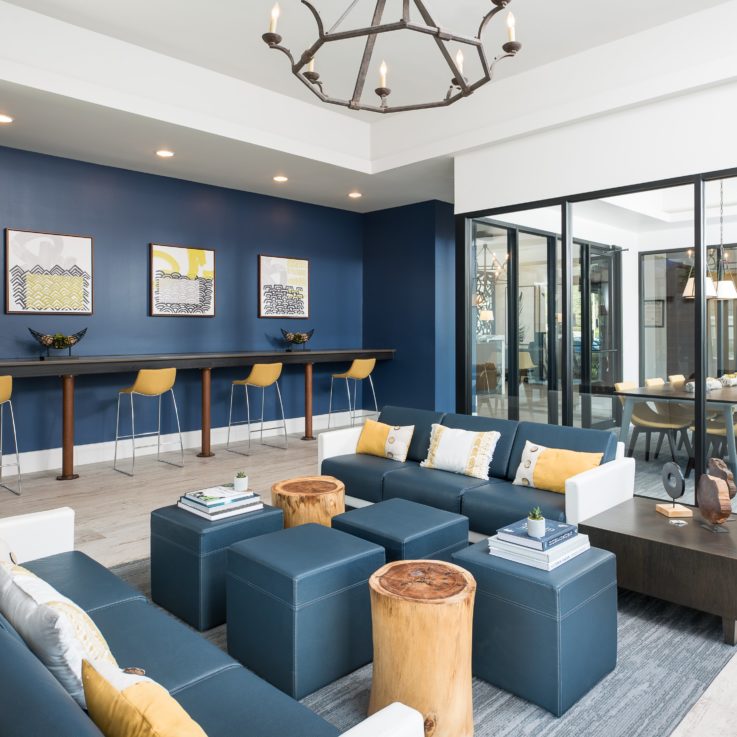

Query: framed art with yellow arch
<box><xmin>149</xmin><ymin>243</ymin><xmax>215</xmax><ymax>317</ymax></box>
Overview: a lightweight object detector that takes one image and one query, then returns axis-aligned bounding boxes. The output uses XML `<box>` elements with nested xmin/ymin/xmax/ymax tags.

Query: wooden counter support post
<box><xmin>302</xmin><ymin>362</ymin><xmax>315</xmax><ymax>441</ymax></box>
<box><xmin>57</xmin><ymin>374</ymin><xmax>79</xmax><ymax>481</ymax></box>
<box><xmin>197</xmin><ymin>367</ymin><xmax>215</xmax><ymax>458</ymax></box>
<box><xmin>369</xmin><ymin>561</ymin><xmax>476</xmax><ymax>737</ymax></box>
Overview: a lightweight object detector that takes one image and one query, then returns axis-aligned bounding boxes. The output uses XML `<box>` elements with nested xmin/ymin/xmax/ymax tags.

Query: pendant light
<box><xmin>715</xmin><ymin>180</ymin><xmax>737</xmax><ymax>300</ymax></box>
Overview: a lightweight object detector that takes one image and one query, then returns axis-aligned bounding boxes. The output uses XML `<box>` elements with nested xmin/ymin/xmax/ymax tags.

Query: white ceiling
<box><xmin>0</xmin><ymin>0</ymin><xmax>733</xmax><ymax>212</ymax></box>
<box><xmin>4</xmin><ymin>0</ymin><xmax>729</xmax><ymax>115</ymax></box>
<box><xmin>0</xmin><ymin>80</ymin><xmax>452</xmax><ymax>212</ymax></box>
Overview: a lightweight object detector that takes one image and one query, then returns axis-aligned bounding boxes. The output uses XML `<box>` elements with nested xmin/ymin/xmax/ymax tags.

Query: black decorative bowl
<box><xmin>29</xmin><ymin>328</ymin><xmax>87</xmax><ymax>359</ymax></box>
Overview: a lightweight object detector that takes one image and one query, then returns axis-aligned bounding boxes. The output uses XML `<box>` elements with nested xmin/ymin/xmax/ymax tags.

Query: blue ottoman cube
<box><xmin>226</xmin><ymin>523</ymin><xmax>385</xmax><ymax>699</ymax></box>
<box><xmin>332</xmin><ymin>498</ymin><xmax>468</xmax><ymax>562</ymax></box>
<box><xmin>453</xmin><ymin>540</ymin><xmax>617</xmax><ymax>716</ymax></box>
<box><xmin>150</xmin><ymin>504</ymin><xmax>283</xmax><ymax>631</ymax></box>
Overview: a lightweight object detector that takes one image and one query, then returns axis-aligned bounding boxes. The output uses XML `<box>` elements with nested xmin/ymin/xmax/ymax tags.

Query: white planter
<box><xmin>527</xmin><ymin>517</ymin><xmax>546</xmax><ymax>539</ymax></box>
<box><xmin>233</xmin><ymin>476</ymin><xmax>249</xmax><ymax>493</ymax></box>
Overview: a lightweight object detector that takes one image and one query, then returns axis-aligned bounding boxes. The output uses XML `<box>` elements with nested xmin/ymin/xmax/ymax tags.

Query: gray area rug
<box><xmin>112</xmin><ymin>558</ymin><xmax>735</xmax><ymax>737</ymax></box>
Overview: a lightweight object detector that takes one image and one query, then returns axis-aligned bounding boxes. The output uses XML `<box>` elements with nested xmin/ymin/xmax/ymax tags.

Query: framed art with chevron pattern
<box><xmin>5</xmin><ymin>229</ymin><xmax>94</xmax><ymax>315</ymax></box>
<box><xmin>150</xmin><ymin>243</ymin><xmax>215</xmax><ymax>317</ymax></box>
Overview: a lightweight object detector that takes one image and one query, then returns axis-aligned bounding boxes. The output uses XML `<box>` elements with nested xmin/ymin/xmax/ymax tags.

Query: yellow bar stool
<box><xmin>226</xmin><ymin>363</ymin><xmax>287</xmax><ymax>454</ymax></box>
<box><xmin>328</xmin><ymin>358</ymin><xmax>378</xmax><ymax>428</ymax></box>
<box><xmin>0</xmin><ymin>376</ymin><xmax>21</xmax><ymax>496</ymax></box>
<box><xmin>113</xmin><ymin>368</ymin><xmax>183</xmax><ymax>476</ymax></box>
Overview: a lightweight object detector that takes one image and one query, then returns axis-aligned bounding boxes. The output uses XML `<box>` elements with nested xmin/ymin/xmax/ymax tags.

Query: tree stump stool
<box><xmin>368</xmin><ymin>560</ymin><xmax>476</xmax><ymax>737</ymax></box>
<box><xmin>271</xmin><ymin>475</ymin><xmax>345</xmax><ymax>528</ymax></box>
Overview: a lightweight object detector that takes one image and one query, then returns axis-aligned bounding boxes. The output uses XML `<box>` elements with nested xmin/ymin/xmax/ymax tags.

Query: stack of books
<box><xmin>488</xmin><ymin>518</ymin><xmax>589</xmax><ymax>571</ymax></box>
<box><xmin>177</xmin><ymin>484</ymin><xmax>263</xmax><ymax>521</ymax></box>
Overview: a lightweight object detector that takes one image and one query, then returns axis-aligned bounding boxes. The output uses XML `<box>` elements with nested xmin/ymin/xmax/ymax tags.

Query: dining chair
<box><xmin>645</xmin><ymin>377</ymin><xmax>693</xmax><ymax>459</ymax></box>
<box><xmin>615</xmin><ymin>381</ymin><xmax>691</xmax><ymax>462</ymax></box>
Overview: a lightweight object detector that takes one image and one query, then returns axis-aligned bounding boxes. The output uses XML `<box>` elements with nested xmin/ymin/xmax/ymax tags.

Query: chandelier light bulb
<box><xmin>307</xmin><ymin>58</ymin><xmax>315</xmax><ymax>73</ymax></box>
<box><xmin>506</xmin><ymin>11</ymin><xmax>516</xmax><ymax>42</ymax></box>
<box><xmin>379</xmin><ymin>60</ymin><xmax>388</xmax><ymax>88</ymax></box>
<box><xmin>455</xmin><ymin>49</ymin><xmax>465</xmax><ymax>76</ymax></box>
<box><xmin>269</xmin><ymin>3</ymin><xmax>280</xmax><ymax>34</ymax></box>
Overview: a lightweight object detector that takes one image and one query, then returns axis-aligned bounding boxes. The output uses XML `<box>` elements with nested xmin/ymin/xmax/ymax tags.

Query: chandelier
<box><xmin>262</xmin><ymin>0</ymin><xmax>522</xmax><ymax>114</ymax></box>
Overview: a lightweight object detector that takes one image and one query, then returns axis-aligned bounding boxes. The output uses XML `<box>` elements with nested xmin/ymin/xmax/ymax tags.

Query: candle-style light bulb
<box><xmin>455</xmin><ymin>49</ymin><xmax>464</xmax><ymax>76</ymax></box>
<box><xmin>269</xmin><ymin>3</ymin><xmax>280</xmax><ymax>34</ymax></box>
<box><xmin>379</xmin><ymin>60</ymin><xmax>388</xmax><ymax>88</ymax></box>
<box><xmin>307</xmin><ymin>58</ymin><xmax>315</xmax><ymax>73</ymax></box>
<box><xmin>506</xmin><ymin>11</ymin><xmax>516</xmax><ymax>43</ymax></box>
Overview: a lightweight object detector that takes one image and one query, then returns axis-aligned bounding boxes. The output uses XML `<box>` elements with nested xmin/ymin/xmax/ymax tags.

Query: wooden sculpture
<box><xmin>707</xmin><ymin>457</ymin><xmax>737</xmax><ymax>499</ymax></box>
<box><xmin>271</xmin><ymin>476</ymin><xmax>345</xmax><ymax>527</ymax></box>
<box><xmin>697</xmin><ymin>470</ymin><xmax>732</xmax><ymax>531</ymax></box>
<box><xmin>368</xmin><ymin>561</ymin><xmax>476</xmax><ymax>737</ymax></box>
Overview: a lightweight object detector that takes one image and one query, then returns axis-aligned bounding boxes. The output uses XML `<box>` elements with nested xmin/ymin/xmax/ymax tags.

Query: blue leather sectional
<box><xmin>321</xmin><ymin>406</ymin><xmax>618</xmax><ymax>534</ymax></box>
<box><xmin>0</xmin><ymin>551</ymin><xmax>340</xmax><ymax>737</ymax></box>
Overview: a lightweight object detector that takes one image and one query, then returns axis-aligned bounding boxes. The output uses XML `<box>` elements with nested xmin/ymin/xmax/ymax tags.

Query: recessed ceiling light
<box><xmin>273</xmin><ymin>175</ymin><xmax>289</xmax><ymax>183</ymax></box>
<box><xmin>156</xmin><ymin>149</ymin><xmax>175</xmax><ymax>158</ymax></box>
<box><xmin>348</xmin><ymin>192</ymin><xmax>363</xmax><ymax>199</ymax></box>
<box><xmin>0</xmin><ymin>114</ymin><xmax>14</xmax><ymax>125</ymax></box>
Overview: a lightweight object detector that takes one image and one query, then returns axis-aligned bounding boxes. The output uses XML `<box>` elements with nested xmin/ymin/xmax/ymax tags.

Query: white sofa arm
<box><xmin>0</xmin><ymin>507</ymin><xmax>75</xmax><ymax>563</ymax></box>
<box><xmin>340</xmin><ymin>703</ymin><xmax>425</xmax><ymax>737</ymax></box>
<box><xmin>565</xmin><ymin>457</ymin><xmax>635</xmax><ymax>525</ymax></box>
<box><xmin>318</xmin><ymin>426</ymin><xmax>364</xmax><ymax>470</ymax></box>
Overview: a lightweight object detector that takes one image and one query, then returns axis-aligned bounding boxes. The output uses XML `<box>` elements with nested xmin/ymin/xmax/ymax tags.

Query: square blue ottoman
<box><xmin>453</xmin><ymin>540</ymin><xmax>617</xmax><ymax>716</ymax></box>
<box><xmin>150</xmin><ymin>504</ymin><xmax>283</xmax><ymax>631</ymax></box>
<box><xmin>226</xmin><ymin>523</ymin><xmax>385</xmax><ymax>699</ymax></box>
<box><xmin>332</xmin><ymin>498</ymin><xmax>469</xmax><ymax>562</ymax></box>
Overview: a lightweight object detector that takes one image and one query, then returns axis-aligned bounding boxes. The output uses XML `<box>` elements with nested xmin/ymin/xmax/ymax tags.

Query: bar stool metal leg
<box><xmin>345</xmin><ymin>378</ymin><xmax>353</xmax><ymax>426</ymax></box>
<box><xmin>226</xmin><ymin>384</ymin><xmax>251</xmax><ymax>457</ymax></box>
<box><xmin>368</xmin><ymin>374</ymin><xmax>379</xmax><ymax>417</ymax></box>
<box><xmin>328</xmin><ymin>376</ymin><xmax>335</xmax><ymax>429</ymax></box>
<box><xmin>275</xmin><ymin>380</ymin><xmax>288</xmax><ymax>450</ymax></box>
<box><xmin>0</xmin><ymin>401</ymin><xmax>22</xmax><ymax>496</ymax></box>
<box><xmin>164</xmin><ymin>388</ymin><xmax>184</xmax><ymax>468</ymax></box>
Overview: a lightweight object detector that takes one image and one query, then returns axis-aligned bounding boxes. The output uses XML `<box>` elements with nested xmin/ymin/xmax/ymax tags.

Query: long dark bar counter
<box><xmin>0</xmin><ymin>348</ymin><xmax>395</xmax><ymax>480</ymax></box>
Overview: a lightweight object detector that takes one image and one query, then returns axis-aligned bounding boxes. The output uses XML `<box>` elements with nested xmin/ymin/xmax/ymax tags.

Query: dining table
<box><xmin>616</xmin><ymin>383</ymin><xmax>737</xmax><ymax>473</ymax></box>
<box><xmin>0</xmin><ymin>348</ymin><xmax>395</xmax><ymax>481</ymax></box>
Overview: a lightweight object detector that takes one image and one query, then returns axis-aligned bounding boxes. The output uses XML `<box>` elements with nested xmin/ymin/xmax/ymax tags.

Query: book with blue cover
<box><xmin>496</xmin><ymin>518</ymin><xmax>577</xmax><ymax>551</ymax></box>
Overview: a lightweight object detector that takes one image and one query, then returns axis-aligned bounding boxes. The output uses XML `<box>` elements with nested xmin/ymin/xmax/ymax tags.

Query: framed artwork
<box><xmin>150</xmin><ymin>243</ymin><xmax>215</xmax><ymax>317</ymax></box>
<box><xmin>643</xmin><ymin>299</ymin><xmax>664</xmax><ymax>328</ymax></box>
<box><xmin>258</xmin><ymin>254</ymin><xmax>309</xmax><ymax>318</ymax></box>
<box><xmin>5</xmin><ymin>228</ymin><xmax>94</xmax><ymax>315</ymax></box>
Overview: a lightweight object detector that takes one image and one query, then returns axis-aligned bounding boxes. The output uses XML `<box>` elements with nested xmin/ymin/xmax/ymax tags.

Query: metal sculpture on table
<box><xmin>656</xmin><ymin>462</ymin><xmax>692</xmax><ymax>521</ymax></box>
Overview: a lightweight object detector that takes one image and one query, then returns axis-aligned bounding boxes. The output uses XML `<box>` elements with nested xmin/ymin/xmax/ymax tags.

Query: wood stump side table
<box><xmin>271</xmin><ymin>475</ymin><xmax>345</xmax><ymax>528</ymax></box>
<box><xmin>368</xmin><ymin>560</ymin><xmax>476</xmax><ymax>737</ymax></box>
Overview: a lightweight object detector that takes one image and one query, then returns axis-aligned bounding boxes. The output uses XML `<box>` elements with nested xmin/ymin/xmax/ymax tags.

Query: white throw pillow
<box><xmin>0</xmin><ymin>562</ymin><xmax>117</xmax><ymax>708</ymax></box>
<box><xmin>420</xmin><ymin>424</ymin><xmax>501</xmax><ymax>480</ymax></box>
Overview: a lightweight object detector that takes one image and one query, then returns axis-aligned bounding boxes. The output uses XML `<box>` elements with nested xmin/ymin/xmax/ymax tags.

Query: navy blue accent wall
<box><xmin>0</xmin><ymin>146</ymin><xmax>364</xmax><ymax>452</ymax></box>
<box><xmin>362</xmin><ymin>200</ymin><xmax>455</xmax><ymax>412</ymax></box>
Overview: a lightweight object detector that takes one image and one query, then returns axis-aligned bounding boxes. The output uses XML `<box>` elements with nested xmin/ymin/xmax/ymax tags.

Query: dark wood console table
<box><xmin>579</xmin><ymin>497</ymin><xmax>737</xmax><ymax>644</ymax></box>
<box><xmin>0</xmin><ymin>348</ymin><xmax>394</xmax><ymax>480</ymax></box>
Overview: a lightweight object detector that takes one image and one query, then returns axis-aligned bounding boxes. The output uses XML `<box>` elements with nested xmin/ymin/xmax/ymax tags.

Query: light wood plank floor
<box><xmin>1</xmin><ymin>436</ymin><xmax>734</xmax><ymax>736</ymax></box>
<box><xmin>0</xmin><ymin>435</ymin><xmax>317</xmax><ymax>568</ymax></box>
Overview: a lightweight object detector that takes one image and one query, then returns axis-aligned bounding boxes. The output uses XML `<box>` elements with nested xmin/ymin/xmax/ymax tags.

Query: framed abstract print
<box><xmin>258</xmin><ymin>254</ymin><xmax>309</xmax><ymax>318</ymax></box>
<box><xmin>150</xmin><ymin>243</ymin><xmax>215</xmax><ymax>317</ymax></box>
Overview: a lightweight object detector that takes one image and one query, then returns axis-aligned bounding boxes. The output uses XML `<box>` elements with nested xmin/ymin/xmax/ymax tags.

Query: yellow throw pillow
<box><xmin>83</xmin><ymin>659</ymin><xmax>208</xmax><ymax>737</ymax></box>
<box><xmin>421</xmin><ymin>423</ymin><xmax>501</xmax><ymax>480</ymax></box>
<box><xmin>356</xmin><ymin>420</ymin><xmax>414</xmax><ymax>463</ymax></box>
<box><xmin>513</xmin><ymin>440</ymin><xmax>603</xmax><ymax>494</ymax></box>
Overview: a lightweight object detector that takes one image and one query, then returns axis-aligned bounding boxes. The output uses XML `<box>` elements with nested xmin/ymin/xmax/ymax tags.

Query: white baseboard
<box><xmin>14</xmin><ymin>410</ymin><xmax>376</xmax><ymax>475</ymax></box>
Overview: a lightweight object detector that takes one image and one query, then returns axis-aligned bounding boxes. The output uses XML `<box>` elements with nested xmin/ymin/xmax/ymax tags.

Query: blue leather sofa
<box><xmin>0</xmin><ymin>551</ymin><xmax>342</xmax><ymax>737</ymax></box>
<box><xmin>320</xmin><ymin>406</ymin><xmax>633</xmax><ymax>534</ymax></box>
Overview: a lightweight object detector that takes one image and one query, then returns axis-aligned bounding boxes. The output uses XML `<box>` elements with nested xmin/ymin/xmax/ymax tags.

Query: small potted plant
<box><xmin>233</xmin><ymin>471</ymin><xmax>249</xmax><ymax>493</ymax></box>
<box><xmin>527</xmin><ymin>506</ymin><xmax>546</xmax><ymax>539</ymax></box>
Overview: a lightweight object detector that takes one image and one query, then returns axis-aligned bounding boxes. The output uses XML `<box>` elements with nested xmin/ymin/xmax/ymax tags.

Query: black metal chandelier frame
<box><xmin>262</xmin><ymin>0</ymin><xmax>521</xmax><ymax>114</ymax></box>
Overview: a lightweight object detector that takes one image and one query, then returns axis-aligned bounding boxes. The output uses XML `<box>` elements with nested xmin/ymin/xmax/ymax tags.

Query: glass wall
<box><xmin>469</xmin><ymin>207</ymin><xmax>562</xmax><ymax>424</ymax></box>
